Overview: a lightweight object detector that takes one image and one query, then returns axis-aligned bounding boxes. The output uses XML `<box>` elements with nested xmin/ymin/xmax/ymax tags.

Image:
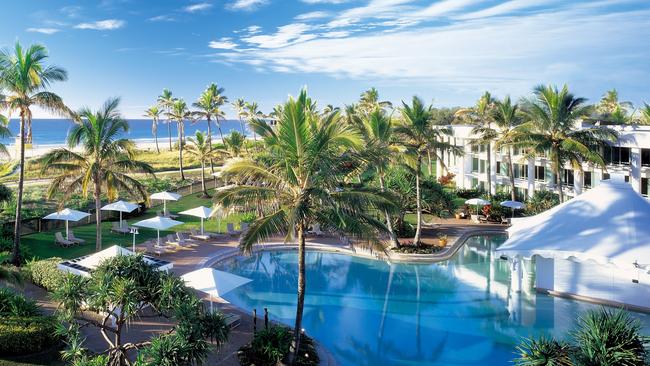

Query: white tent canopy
<box><xmin>133</xmin><ymin>216</ymin><xmax>183</xmax><ymax>245</ymax></box>
<box><xmin>101</xmin><ymin>200</ymin><xmax>139</xmax><ymax>228</ymax></box>
<box><xmin>43</xmin><ymin>208</ymin><xmax>90</xmax><ymax>239</ymax></box>
<box><xmin>58</xmin><ymin>245</ymin><xmax>173</xmax><ymax>277</ymax></box>
<box><xmin>150</xmin><ymin>191</ymin><xmax>181</xmax><ymax>215</ymax></box>
<box><xmin>498</xmin><ymin>180</ymin><xmax>650</xmax><ymax>270</ymax></box>
<box><xmin>179</xmin><ymin>206</ymin><xmax>213</xmax><ymax>234</ymax></box>
<box><xmin>181</xmin><ymin>268</ymin><xmax>252</xmax><ymax>299</ymax></box>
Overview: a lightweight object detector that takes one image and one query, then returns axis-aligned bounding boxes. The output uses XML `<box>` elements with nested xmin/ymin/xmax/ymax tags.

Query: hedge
<box><xmin>0</xmin><ymin>316</ymin><xmax>59</xmax><ymax>356</ymax></box>
<box><xmin>23</xmin><ymin>257</ymin><xmax>66</xmax><ymax>292</ymax></box>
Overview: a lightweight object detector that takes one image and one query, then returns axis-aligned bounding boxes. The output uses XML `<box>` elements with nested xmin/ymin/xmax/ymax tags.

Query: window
<box><xmin>584</xmin><ymin>171</ymin><xmax>592</xmax><ymax>188</ymax></box>
<box><xmin>625</xmin><ymin>175</ymin><xmax>630</xmax><ymax>183</ymax></box>
<box><xmin>472</xmin><ymin>157</ymin><xmax>479</xmax><ymax>173</ymax></box>
<box><xmin>604</xmin><ymin>146</ymin><xmax>631</xmax><ymax>165</ymax></box>
<box><xmin>642</xmin><ymin>149</ymin><xmax>650</xmax><ymax>167</ymax></box>
<box><xmin>515</xmin><ymin>164</ymin><xmax>528</xmax><ymax>179</ymax></box>
<box><xmin>471</xmin><ymin>144</ymin><xmax>479</xmax><ymax>153</ymax></box>
<box><xmin>603</xmin><ymin>173</ymin><xmax>611</xmax><ymax>180</ymax></box>
<box><xmin>562</xmin><ymin>169</ymin><xmax>574</xmax><ymax>186</ymax></box>
<box><xmin>643</xmin><ymin>178</ymin><xmax>649</xmax><ymax>197</ymax></box>
<box><xmin>496</xmin><ymin>162</ymin><xmax>501</xmax><ymax>175</ymax></box>
<box><xmin>514</xmin><ymin>187</ymin><xmax>528</xmax><ymax>201</ymax></box>
<box><xmin>534</xmin><ymin>166</ymin><xmax>545</xmax><ymax>181</ymax></box>
<box><xmin>471</xmin><ymin>177</ymin><xmax>479</xmax><ymax>188</ymax></box>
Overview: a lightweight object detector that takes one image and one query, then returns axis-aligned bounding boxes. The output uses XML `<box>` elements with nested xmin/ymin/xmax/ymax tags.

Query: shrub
<box><xmin>437</xmin><ymin>173</ymin><xmax>456</xmax><ymax>186</ymax></box>
<box><xmin>0</xmin><ymin>288</ymin><xmax>40</xmax><ymax>317</ymax></box>
<box><xmin>455</xmin><ymin>187</ymin><xmax>485</xmax><ymax>199</ymax></box>
<box><xmin>238</xmin><ymin>325</ymin><xmax>319</xmax><ymax>366</ymax></box>
<box><xmin>0</xmin><ymin>316</ymin><xmax>59</xmax><ymax>356</ymax></box>
<box><xmin>525</xmin><ymin>190</ymin><xmax>559</xmax><ymax>215</ymax></box>
<box><xmin>240</xmin><ymin>212</ymin><xmax>257</xmax><ymax>224</ymax></box>
<box><xmin>23</xmin><ymin>257</ymin><xmax>66</xmax><ymax>292</ymax></box>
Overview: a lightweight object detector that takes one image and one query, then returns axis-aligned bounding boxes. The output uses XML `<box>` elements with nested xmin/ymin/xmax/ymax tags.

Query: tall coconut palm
<box><xmin>232</xmin><ymin>98</ymin><xmax>247</xmax><ymax>136</ymax></box>
<box><xmin>597</xmin><ymin>89</ymin><xmax>633</xmax><ymax>115</ymax></box>
<box><xmin>490</xmin><ymin>96</ymin><xmax>524</xmax><ymax>201</ymax></box>
<box><xmin>186</xmin><ymin>131</ymin><xmax>223</xmax><ymax>197</ymax></box>
<box><xmin>193</xmin><ymin>83</ymin><xmax>227</xmax><ymax>172</ymax></box>
<box><xmin>157</xmin><ymin>89</ymin><xmax>175</xmax><ymax>151</ymax></box>
<box><xmin>512</xmin><ymin>85</ymin><xmax>617</xmax><ymax>202</ymax></box>
<box><xmin>358</xmin><ymin>87</ymin><xmax>392</xmax><ymax>113</ymax></box>
<box><xmin>456</xmin><ymin>91</ymin><xmax>496</xmax><ymax>195</ymax></box>
<box><xmin>223</xmin><ymin>130</ymin><xmax>245</xmax><ymax>157</ymax></box>
<box><xmin>639</xmin><ymin>103</ymin><xmax>650</xmax><ymax>125</ymax></box>
<box><xmin>214</xmin><ymin>90</ymin><xmax>394</xmax><ymax>365</ymax></box>
<box><xmin>144</xmin><ymin>105</ymin><xmax>161</xmax><ymax>153</ymax></box>
<box><xmin>41</xmin><ymin>98</ymin><xmax>154</xmax><ymax>251</ymax></box>
<box><xmin>244</xmin><ymin>101</ymin><xmax>264</xmax><ymax>143</ymax></box>
<box><xmin>166</xmin><ymin>99</ymin><xmax>192</xmax><ymax>180</ymax></box>
<box><xmin>395</xmin><ymin>96</ymin><xmax>459</xmax><ymax>245</ymax></box>
<box><xmin>0</xmin><ymin>42</ymin><xmax>69</xmax><ymax>265</ymax></box>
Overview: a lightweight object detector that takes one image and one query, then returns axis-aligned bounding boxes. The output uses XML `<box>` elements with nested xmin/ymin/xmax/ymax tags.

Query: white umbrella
<box><xmin>133</xmin><ymin>216</ymin><xmax>183</xmax><ymax>245</ymax></box>
<box><xmin>43</xmin><ymin>208</ymin><xmax>90</xmax><ymax>239</ymax></box>
<box><xmin>465</xmin><ymin>198</ymin><xmax>491</xmax><ymax>215</ymax></box>
<box><xmin>179</xmin><ymin>206</ymin><xmax>213</xmax><ymax>235</ymax></box>
<box><xmin>181</xmin><ymin>268</ymin><xmax>252</xmax><ymax>311</ymax></box>
<box><xmin>150</xmin><ymin>191</ymin><xmax>181</xmax><ymax>216</ymax></box>
<box><xmin>101</xmin><ymin>200</ymin><xmax>139</xmax><ymax>228</ymax></box>
<box><xmin>500</xmin><ymin>200</ymin><xmax>526</xmax><ymax>218</ymax></box>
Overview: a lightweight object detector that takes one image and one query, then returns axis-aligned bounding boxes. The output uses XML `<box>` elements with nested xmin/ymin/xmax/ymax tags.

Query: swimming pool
<box><xmin>215</xmin><ymin>235</ymin><xmax>650</xmax><ymax>365</ymax></box>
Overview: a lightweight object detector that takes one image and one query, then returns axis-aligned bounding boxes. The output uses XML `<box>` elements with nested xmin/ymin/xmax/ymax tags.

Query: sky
<box><xmin>1</xmin><ymin>0</ymin><xmax>649</xmax><ymax>118</ymax></box>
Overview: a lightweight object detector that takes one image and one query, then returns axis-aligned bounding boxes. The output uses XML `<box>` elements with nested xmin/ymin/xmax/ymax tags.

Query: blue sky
<box><xmin>2</xmin><ymin>0</ymin><xmax>649</xmax><ymax>118</ymax></box>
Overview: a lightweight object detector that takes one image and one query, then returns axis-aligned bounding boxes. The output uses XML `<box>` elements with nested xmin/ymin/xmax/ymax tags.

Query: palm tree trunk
<box><xmin>486</xmin><ymin>142</ymin><xmax>492</xmax><ymax>197</ymax></box>
<box><xmin>289</xmin><ymin>223</ymin><xmax>306</xmax><ymax>366</ymax></box>
<box><xmin>167</xmin><ymin>121</ymin><xmax>172</xmax><ymax>152</ymax></box>
<box><xmin>26</xmin><ymin>118</ymin><xmax>32</xmax><ymax>145</ymax></box>
<box><xmin>240</xmin><ymin>117</ymin><xmax>250</xmax><ymax>154</ymax></box>
<box><xmin>427</xmin><ymin>150</ymin><xmax>433</xmax><ymax>176</ymax></box>
<box><xmin>154</xmin><ymin>119</ymin><xmax>160</xmax><ymax>153</ymax></box>
<box><xmin>215</xmin><ymin>115</ymin><xmax>225</xmax><ymax>144</ymax></box>
<box><xmin>200</xmin><ymin>161</ymin><xmax>207</xmax><ymax>197</ymax></box>
<box><xmin>379</xmin><ymin>174</ymin><xmax>399</xmax><ymax>248</ymax></box>
<box><xmin>413</xmin><ymin>154</ymin><xmax>423</xmax><ymax>245</ymax></box>
<box><xmin>555</xmin><ymin>168</ymin><xmax>564</xmax><ymax>203</ymax></box>
<box><xmin>178</xmin><ymin>121</ymin><xmax>185</xmax><ymax>180</ymax></box>
<box><xmin>94</xmin><ymin>178</ymin><xmax>102</xmax><ymax>251</ymax></box>
<box><xmin>507</xmin><ymin>148</ymin><xmax>516</xmax><ymax>201</ymax></box>
<box><xmin>11</xmin><ymin>113</ymin><xmax>26</xmax><ymax>265</ymax></box>
<box><xmin>207</xmin><ymin>116</ymin><xmax>214</xmax><ymax>173</ymax></box>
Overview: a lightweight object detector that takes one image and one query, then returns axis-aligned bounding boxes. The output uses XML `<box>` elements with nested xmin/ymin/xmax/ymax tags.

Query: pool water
<box><xmin>215</xmin><ymin>236</ymin><xmax>650</xmax><ymax>365</ymax></box>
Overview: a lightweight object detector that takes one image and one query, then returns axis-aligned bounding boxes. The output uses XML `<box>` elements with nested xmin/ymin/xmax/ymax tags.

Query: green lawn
<box><xmin>21</xmin><ymin>188</ymin><xmax>245</xmax><ymax>260</ymax></box>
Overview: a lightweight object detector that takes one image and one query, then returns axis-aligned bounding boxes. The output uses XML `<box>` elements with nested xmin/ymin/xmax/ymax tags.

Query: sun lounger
<box><xmin>190</xmin><ymin>228</ymin><xmax>211</xmax><ymax>241</ymax></box>
<box><xmin>224</xmin><ymin>313</ymin><xmax>241</xmax><ymax>329</ymax></box>
<box><xmin>175</xmin><ymin>232</ymin><xmax>196</xmax><ymax>248</ymax></box>
<box><xmin>308</xmin><ymin>223</ymin><xmax>323</xmax><ymax>236</ymax></box>
<box><xmin>68</xmin><ymin>230</ymin><xmax>86</xmax><ymax>244</ymax></box>
<box><xmin>145</xmin><ymin>241</ymin><xmax>173</xmax><ymax>256</ymax></box>
<box><xmin>55</xmin><ymin>232</ymin><xmax>75</xmax><ymax>247</ymax></box>
<box><xmin>111</xmin><ymin>222</ymin><xmax>130</xmax><ymax>234</ymax></box>
<box><xmin>227</xmin><ymin>223</ymin><xmax>241</xmax><ymax>236</ymax></box>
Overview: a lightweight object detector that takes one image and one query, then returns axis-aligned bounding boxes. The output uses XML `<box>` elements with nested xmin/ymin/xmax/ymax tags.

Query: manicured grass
<box><xmin>21</xmin><ymin>188</ymin><xmax>245</xmax><ymax>260</ymax></box>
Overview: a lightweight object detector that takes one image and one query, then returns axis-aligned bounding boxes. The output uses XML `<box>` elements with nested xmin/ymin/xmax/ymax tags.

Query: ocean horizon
<box><xmin>2</xmin><ymin>119</ymin><xmax>248</xmax><ymax>147</ymax></box>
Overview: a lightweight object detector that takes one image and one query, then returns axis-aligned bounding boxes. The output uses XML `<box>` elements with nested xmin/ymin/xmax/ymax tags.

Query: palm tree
<box><xmin>223</xmin><ymin>130</ymin><xmax>245</xmax><ymax>157</ymax></box>
<box><xmin>193</xmin><ymin>83</ymin><xmax>227</xmax><ymax>172</ymax></box>
<box><xmin>639</xmin><ymin>103</ymin><xmax>650</xmax><ymax>125</ymax></box>
<box><xmin>358</xmin><ymin>87</ymin><xmax>392</xmax><ymax>113</ymax></box>
<box><xmin>0</xmin><ymin>42</ymin><xmax>69</xmax><ymax>265</ymax></box>
<box><xmin>395</xmin><ymin>96</ymin><xmax>458</xmax><ymax>245</ymax></box>
<box><xmin>456</xmin><ymin>91</ymin><xmax>496</xmax><ymax>195</ymax></box>
<box><xmin>186</xmin><ymin>131</ymin><xmax>222</xmax><ymax>197</ymax></box>
<box><xmin>157</xmin><ymin>89</ymin><xmax>175</xmax><ymax>151</ymax></box>
<box><xmin>597</xmin><ymin>89</ymin><xmax>633</xmax><ymax>115</ymax></box>
<box><xmin>41</xmin><ymin>98</ymin><xmax>154</xmax><ymax>251</ymax></box>
<box><xmin>490</xmin><ymin>96</ymin><xmax>524</xmax><ymax>201</ymax></box>
<box><xmin>214</xmin><ymin>90</ymin><xmax>394</xmax><ymax>365</ymax></box>
<box><xmin>512</xmin><ymin>85</ymin><xmax>617</xmax><ymax>203</ymax></box>
<box><xmin>245</xmin><ymin>101</ymin><xmax>264</xmax><ymax>143</ymax></box>
<box><xmin>144</xmin><ymin>105</ymin><xmax>161</xmax><ymax>153</ymax></box>
<box><xmin>166</xmin><ymin>99</ymin><xmax>191</xmax><ymax>180</ymax></box>
<box><xmin>232</xmin><ymin>98</ymin><xmax>248</xmax><ymax>136</ymax></box>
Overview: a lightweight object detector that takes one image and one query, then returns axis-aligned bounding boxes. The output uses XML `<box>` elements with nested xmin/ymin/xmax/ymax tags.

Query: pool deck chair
<box><xmin>190</xmin><ymin>228</ymin><xmax>211</xmax><ymax>241</ymax></box>
<box><xmin>227</xmin><ymin>223</ymin><xmax>241</xmax><ymax>236</ymax></box>
<box><xmin>68</xmin><ymin>231</ymin><xmax>86</xmax><ymax>244</ymax></box>
<box><xmin>224</xmin><ymin>313</ymin><xmax>241</xmax><ymax>329</ymax></box>
<box><xmin>308</xmin><ymin>224</ymin><xmax>323</xmax><ymax>236</ymax></box>
<box><xmin>55</xmin><ymin>232</ymin><xmax>75</xmax><ymax>247</ymax></box>
<box><xmin>111</xmin><ymin>221</ymin><xmax>130</xmax><ymax>234</ymax></box>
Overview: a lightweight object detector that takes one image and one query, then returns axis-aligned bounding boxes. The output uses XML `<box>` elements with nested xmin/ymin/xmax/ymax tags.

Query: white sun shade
<box><xmin>150</xmin><ymin>191</ymin><xmax>181</xmax><ymax>201</ymax></box>
<box><xmin>133</xmin><ymin>216</ymin><xmax>183</xmax><ymax>230</ymax></box>
<box><xmin>465</xmin><ymin>198</ymin><xmax>490</xmax><ymax>206</ymax></box>
<box><xmin>179</xmin><ymin>206</ymin><xmax>213</xmax><ymax>219</ymax></box>
<box><xmin>101</xmin><ymin>200</ymin><xmax>139</xmax><ymax>213</ymax></box>
<box><xmin>500</xmin><ymin>200</ymin><xmax>525</xmax><ymax>209</ymax></box>
<box><xmin>181</xmin><ymin>268</ymin><xmax>252</xmax><ymax>298</ymax></box>
<box><xmin>44</xmin><ymin>208</ymin><xmax>90</xmax><ymax>222</ymax></box>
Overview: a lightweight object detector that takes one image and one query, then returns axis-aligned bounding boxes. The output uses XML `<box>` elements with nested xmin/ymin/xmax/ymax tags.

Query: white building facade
<box><xmin>441</xmin><ymin>124</ymin><xmax>650</xmax><ymax>200</ymax></box>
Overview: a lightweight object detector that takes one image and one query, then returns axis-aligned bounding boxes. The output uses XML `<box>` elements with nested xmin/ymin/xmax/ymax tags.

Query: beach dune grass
<box><xmin>20</xmin><ymin>189</ymin><xmax>244</xmax><ymax>260</ymax></box>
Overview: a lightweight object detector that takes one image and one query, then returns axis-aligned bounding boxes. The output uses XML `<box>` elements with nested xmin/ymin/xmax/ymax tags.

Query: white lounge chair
<box><xmin>175</xmin><ymin>232</ymin><xmax>196</xmax><ymax>248</ymax></box>
<box><xmin>227</xmin><ymin>223</ymin><xmax>241</xmax><ymax>236</ymax></box>
<box><xmin>308</xmin><ymin>224</ymin><xmax>323</xmax><ymax>236</ymax></box>
<box><xmin>190</xmin><ymin>228</ymin><xmax>210</xmax><ymax>241</ymax></box>
<box><xmin>55</xmin><ymin>232</ymin><xmax>75</xmax><ymax>247</ymax></box>
<box><xmin>111</xmin><ymin>222</ymin><xmax>129</xmax><ymax>234</ymax></box>
<box><xmin>68</xmin><ymin>230</ymin><xmax>86</xmax><ymax>244</ymax></box>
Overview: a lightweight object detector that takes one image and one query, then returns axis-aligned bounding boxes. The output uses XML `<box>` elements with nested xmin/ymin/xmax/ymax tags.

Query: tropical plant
<box><xmin>238</xmin><ymin>325</ymin><xmax>319</xmax><ymax>366</ymax></box>
<box><xmin>491</xmin><ymin>96</ymin><xmax>524</xmax><ymax>201</ymax></box>
<box><xmin>53</xmin><ymin>254</ymin><xmax>230</xmax><ymax>366</ymax></box>
<box><xmin>638</xmin><ymin>103</ymin><xmax>650</xmax><ymax>125</ymax></box>
<box><xmin>456</xmin><ymin>91</ymin><xmax>496</xmax><ymax>195</ymax></box>
<box><xmin>395</xmin><ymin>96</ymin><xmax>459</xmax><ymax>245</ymax></box>
<box><xmin>157</xmin><ymin>88</ymin><xmax>175</xmax><ymax>151</ymax></box>
<box><xmin>223</xmin><ymin>130</ymin><xmax>246</xmax><ymax>157</ymax></box>
<box><xmin>40</xmin><ymin>98</ymin><xmax>154</xmax><ymax>251</ymax></box>
<box><xmin>232</xmin><ymin>98</ymin><xmax>248</xmax><ymax>136</ymax></box>
<box><xmin>0</xmin><ymin>42</ymin><xmax>70</xmax><ymax>265</ymax></box>
<box><xmin>144</xmin><ymin>105</ymin><xmax>162</xmax><ymax>153</ymax></box>
<box><xmin>511</xmin><ymin>85</ymin><xmax>617</xmax><ymax>202</ymax></box>
<box><xmin>596</xmin><ymin>88</ymin><xmax>634</xmax><ymax>125</ymax></box>
<box><xmin>186</xmin><ymin>131</ymin><xmax>224</xmax><ymax>197</ymax></box>
<box><xmin>165</xmin><ymin>98</ymin><xmax>192</xmax><ymax>180</ymax></box>
<box><xmin>358</xmin><ymin>87</ymin><xmax>392</xmax><ymax>113</ymax></box>
<box><xmin>525</xmin><ymin>190</ymin><xmax>559</xmax><ymax>215</ymax></box>
<box><xmin>245</xmin><ymin>101</ymin><xmax>264</xmax><ymax>144</ymax></box>
<box><xmin>214</xmin><ymin>89</ymin><xmax>395</xmax><ymax>364</ymax></box>
<box><xmin>515</xmin><ymin>335</ymin><xmax>573</xmax><ymax>366</ymax></box>
<box><xmin>193</xmin><ymin>83</ymin><xmax>227</xmax><ymax>172</ymax></box>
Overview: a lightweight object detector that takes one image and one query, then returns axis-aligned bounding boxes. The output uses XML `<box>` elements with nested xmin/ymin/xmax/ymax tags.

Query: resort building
<box><xmin>441</xmin><ymin>124</ymin><xmax>650</xmax><ymax>200</ymax></box>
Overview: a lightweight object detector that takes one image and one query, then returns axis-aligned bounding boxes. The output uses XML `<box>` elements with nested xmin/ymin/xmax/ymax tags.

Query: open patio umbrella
<box><xmin>465</xmin><ymin>198</ymin><xmax>491</xmax><ymax>215</ymax></box>
<box><xmin>133</xmin><ymin>216</ymin><xmax>183</xmax><ymax>245</ymax></box>
<box><xmin>101</xmin><ymin>200</ymin><xmax>139</xmax><ymax>228</ymax></box>
<box><xmin>181</xmin><ymin>268</ymin><xmax>252</xmax><ymax>311</ymax></box>
<box><xmin>150</xmin><ymin>191</ymin><xmax>181</xmax><ymax>216</ymax></box>
<box><xmin>500</xmin><ymin>200</ymin><xmax>526</xmax><ymax>218</ymax></box>
<box><xmin>43</xmin><ymin>208</ymin><xmax>90</xmax><ymax>239</ymax></box>
<box><xmin>179</xmin><ymin>206</ymin><xmax>213</xmax><ymax>235</ymax></box>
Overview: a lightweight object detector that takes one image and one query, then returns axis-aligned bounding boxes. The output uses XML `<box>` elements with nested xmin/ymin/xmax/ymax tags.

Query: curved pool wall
<box><xmin>214</xmin><ymin>235</ymin><xmax>650</xmax><ymax>365</ymax></box>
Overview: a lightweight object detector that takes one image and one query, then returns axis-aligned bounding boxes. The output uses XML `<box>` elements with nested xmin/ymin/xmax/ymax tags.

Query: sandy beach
<box><xmin>8</xmin><ymin>140</ymin><xmax>186</xmax><ymax>160</ymax></box>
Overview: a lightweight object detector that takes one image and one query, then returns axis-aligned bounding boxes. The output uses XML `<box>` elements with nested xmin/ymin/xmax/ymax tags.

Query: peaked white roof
<box><xmin>101</xmin><ymin>200</ymin><xmax>139</xmax><ymax>213</ymax></box>
<box><xmin>181</xmin><ymin>268</ymin><xmax>252</xmax><ymax>298</ymax></box>
<box><xmin>77</xmin><ymin>245</ymin><xmax>135</xmax><ymax>269</ymax></box>
<box><xmin>43</xmin><ymin>208</ymin><xmax>90</xmax><ymax>222</ymax></box>
<box><xmin>498</xmin><ymin>180</ymin><xmax>650</xmax><ymax>269</ymax></box>
<box><xmin>179</xmin><ymin>206</ymin><xmax>213</xmax><ymax>219</ymax></box>
<box><xmin>150</xmin><ymin>191</ymin><xmax>181</xmax><ymax>201</ymax></box>
<box><xmin>133</xmin><ymin>216</ymin><xmax>184</xmax><ymax>230</ymax></box>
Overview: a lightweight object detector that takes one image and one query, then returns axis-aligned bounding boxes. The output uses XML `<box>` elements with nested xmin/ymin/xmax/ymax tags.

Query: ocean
<box><xmin>1</xmin><ymin>118</ymin><xmax>248</xmax><ymax>147</ymax></box>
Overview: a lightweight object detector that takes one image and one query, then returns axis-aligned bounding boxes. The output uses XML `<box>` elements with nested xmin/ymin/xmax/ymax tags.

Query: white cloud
<box><xmin>149</xmin><ymin>15</ymin><xmax>176</xmax><ymax>22</ymax></box>
<box><xmin>209</xmin><ymin>37</ymin><xmax>238</xmax><ymax>49</ymax></box>
<box><xmin>227</xmin><ymin>0</ymin><xmax>269</xmax><ymax>11</ymax></box>
<box><xmin>301</xmin><ymin>0</ymin><xmax>351</xmax><ymax>3</ymax></box>
<box><xmin>60</xmin><ymin>5</ymin><xmax>82</xmax><ymax>18</ymax></box>
<box><xmin>26</xmin><ymin>27</ymin><xmax>60</xmax><ymax>34</ymax></box>
<box><xmin>74</xmin><ymin>19</ymin><xmax>125</xmax><ymax>30</ymax></box>
<box><xmin>184</xmin><ymin>3</ymin><xmax>213</xmax><ymax>13</ymax></box>
<box><xmin>295</xmin><ymin>11</ymin><xmax>331</xmax><ymax>20</ymax></box>
<box><xmin>456</xmin><ymin>0</ymin><xmax>558</xmax><ymax>19</ymax></box>
<box><xmin>243</xmin><ymin>23</ymin><xmax>316</xmax><ymax>48</ymax></box>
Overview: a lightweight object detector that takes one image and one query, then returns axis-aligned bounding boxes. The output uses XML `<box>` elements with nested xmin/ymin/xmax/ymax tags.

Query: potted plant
<box><xmin>437</xmin><ymin>233</ymin><xmax>448</xmax><ymax>248</ymax></box>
